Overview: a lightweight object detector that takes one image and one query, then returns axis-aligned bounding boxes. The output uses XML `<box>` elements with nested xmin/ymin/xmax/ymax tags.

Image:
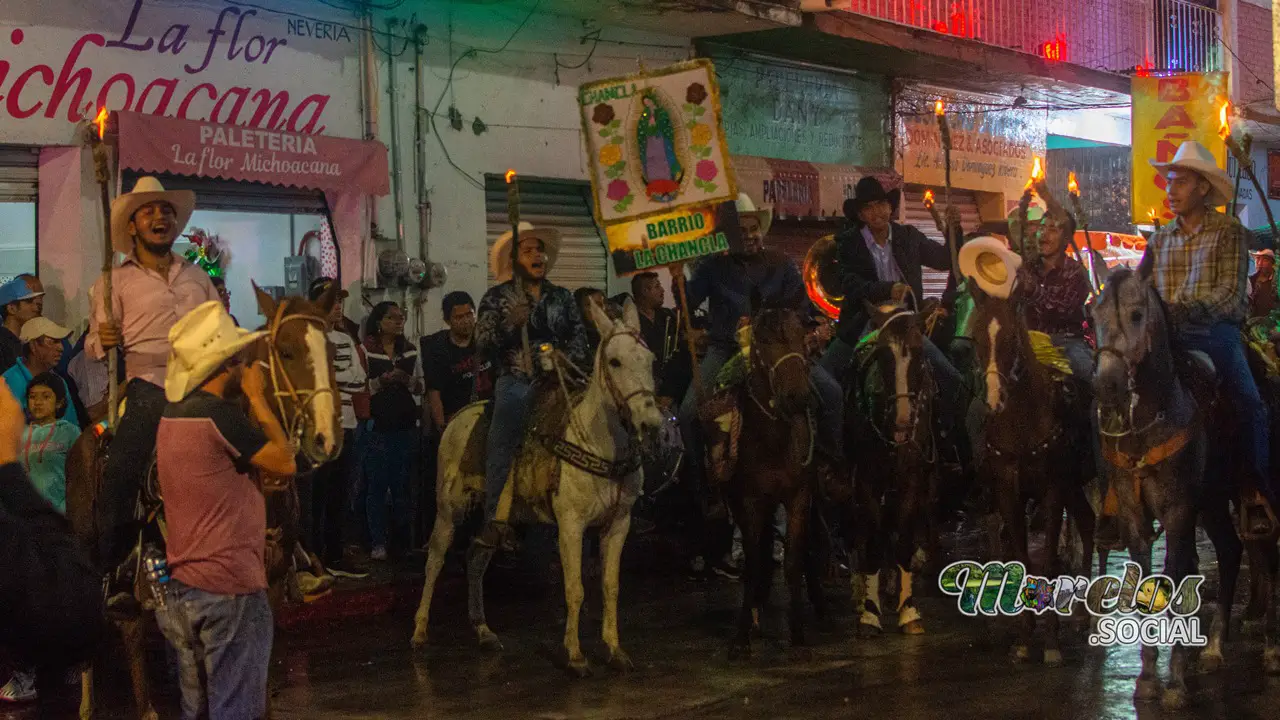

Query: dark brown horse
<box><xmin>846</xmin><ymin>301</ymin><xmax>937</xmax><ymax>636</ymax></box>
<box><xmin>726</xmin><ymin>303</ymin><xmax>823</xmax><ymax>658</ymax></box>
<box><xmin>968</xmin><ymin>281</ymin><xmax>1096</xmax><ymax>667</ymax></box>
<box><xmin>1092</xmin><ymin>267</ymin><xmax>1254</xmax><ymax>709</ymax></box>
<box><xmin>64</xmin><ymin>285</ymin><xmax>340</xmax><ymax>720</ymax></box>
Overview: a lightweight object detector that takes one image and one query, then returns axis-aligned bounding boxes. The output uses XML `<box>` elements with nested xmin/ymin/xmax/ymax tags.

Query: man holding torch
<box><xmin>91</xmin><ymin>177</ymin><xmax>220</xmax><ymax>605</ymax></box>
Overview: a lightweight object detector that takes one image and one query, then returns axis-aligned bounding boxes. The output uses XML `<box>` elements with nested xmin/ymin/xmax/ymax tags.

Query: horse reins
<box><xmin>863</xmin><ymin>311</ymin><xmax>936</xmax><ymax>456</ymax></box>
<box><xmin>746</xmin><ymin>314</ymin><xmax>815</xmax><ymax>466</ymax></box>
<box><xmin>260</xmin><ymin>301</ymin><xmax>336</xmax><ymax>445</ymax></box>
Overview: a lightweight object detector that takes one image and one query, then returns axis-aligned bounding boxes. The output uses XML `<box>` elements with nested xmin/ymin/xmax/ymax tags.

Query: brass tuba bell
<box><xmin>803</xmin><ymin>234</ymin><xmax>843</xmax><ymax>320</ymax></box>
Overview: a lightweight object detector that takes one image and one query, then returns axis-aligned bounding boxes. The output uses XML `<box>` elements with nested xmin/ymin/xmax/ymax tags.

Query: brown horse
<box><xmin>64</xmin><ymin>285</ymin><xmax>340</xmax><ymax>720</ymax></box>
<box><xmin>1092</xmin><ymin>267</ymin><xmax>1254</xmax><ymax>709</ymax></box>
<box><xmin>846</xmin><ymin>301</ymin><xmax>937</xmax><ymax>636</ymax></box>
<box><xmin>968</xmin><ymin>281</ymin><xmax>1096</xmax><ymax>667</ymax></box>
<box><xmin>726</xmin><ymin>302</ymin><xmax>822</xmax><ymax>658</ymax></box>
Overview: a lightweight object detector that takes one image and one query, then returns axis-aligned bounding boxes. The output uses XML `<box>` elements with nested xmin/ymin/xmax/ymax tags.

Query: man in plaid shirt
<box><xmin>1142</xmin><ymin>140</ymin><xmax>1274</xmax><ymax>534</ymax></box>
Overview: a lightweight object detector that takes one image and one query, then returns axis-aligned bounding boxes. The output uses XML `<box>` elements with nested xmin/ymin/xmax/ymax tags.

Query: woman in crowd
<box><xmin>362</xmin><ymin>302</ymin><xmax>421</xmax><ymax>561</ymax></box>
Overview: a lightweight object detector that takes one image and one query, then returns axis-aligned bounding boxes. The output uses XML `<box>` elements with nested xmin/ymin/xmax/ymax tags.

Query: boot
<box><xmin>1242</xmin><ymin>490</ymin><xmax>1277</xmax><ymax>539</ymax></box>
<box><xmin>475</xmin><ymin>521</ymin><xmax>520</xmax><ymax>553</ymax></box>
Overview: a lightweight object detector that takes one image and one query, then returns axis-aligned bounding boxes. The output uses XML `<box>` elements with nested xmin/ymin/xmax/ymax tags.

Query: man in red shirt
<box><xmin>1017</xmin><ymin>207</ymin><xmax>1094</xmax><ymax>377</ymax></box>
<box><xmin>153</xmin><ymin>302</ymin><xmax>296</xmax><ymax>720</ymax></box>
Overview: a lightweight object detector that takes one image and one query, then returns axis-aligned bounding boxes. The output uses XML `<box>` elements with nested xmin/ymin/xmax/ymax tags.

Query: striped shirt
<box><xmin>328</xmin><ymin>330</ymin><xmax>367</xmax><ymax>430</ymax></box>
<box><xmin>1138</xmin><ymin>209</ymin><xmax>1250</xmax><ymax>328</ymax></box>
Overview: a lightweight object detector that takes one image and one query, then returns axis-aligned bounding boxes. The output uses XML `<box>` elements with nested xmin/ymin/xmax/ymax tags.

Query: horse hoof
<box><xmin>1264</xmin><ymin>648</ymin><xmax>1280</xmax><ymax>675</ymax></box>
<box><xmin>1044</xmin><ymin>649</ymin><xmax>1064</xmax><ymax>667</ymax></box>
<box><xmin>1010</xmin><ymin>645</ymin><xmax>1031</xmax><ymax>664</ymax></box>
<box><xmin>1199</xmin><ymin>650</ymin><xmax>1224</xmax><ymax>673</ymax></box>
<box><xmin>607</xmin><ymin>649</ymin><xmax>634</xmax><ymax>674</ymax></box>
<box><xmin>565</xmin><ymin>659</ymin><xmax>592</xmax><ymax>679</ymax></box>
<box><xmin>1161</xmin><ymin>687</ymin><xmax>1189</xmax><ymax>710</ymax></box>
<box><xmin>476</xmin><ymin>627</ymin><xmax>504</xmax><ymax>653</ymax></box>
<box><xmin>1134</xmin><ymin>678</ymin><xmax>1161</xmax><ymax>703</ymax></box>
<box><xmin>901</xmin><ymin>620</ymin><xmax>925</xmax><ymax>636</ymax></box>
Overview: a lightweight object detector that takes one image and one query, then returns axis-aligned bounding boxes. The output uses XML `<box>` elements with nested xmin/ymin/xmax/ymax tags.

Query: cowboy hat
<box><xmin>735</xmin><ymin>192</ymin><xmax>772</xmax><ymax>236</ymax></box>
<box><xmin>960</xmin><ymin>235</ymin><xmax>1023</xmax><ymax>300</ymax></box>
<box><xmin>164</xmin><ymin>301</ymin><xmax>266</xmax><ymax>402</ymax></box>
<box><xmin>490</xmin><ymin>222</ymin><xmax>562</xmax><ymax>284</ymax></box>
<box><xmin>847</xmin><ymin>176</ymin><xmax>902</xmax><ymax>219</ymax></box>
<box><xmin>1149</xmin><ymin>140</ymin><xmax>1232</xmax><ymax>208</ymax></box>
<box><xmin>110</xmin><ymin>176</ymin><xmax>196</xmax><ymax>255</ymax></box>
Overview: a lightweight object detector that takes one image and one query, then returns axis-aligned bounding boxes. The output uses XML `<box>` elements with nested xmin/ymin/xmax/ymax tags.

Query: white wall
<box><xmin>0</xmin><ymin>202</ymin><xmax>37</xmax><ymax>280</ymax></box>
<box><xmin>1046</xmin><ymin>107</ymin><xmax>1132</xmax><ymax>147</ymax></box>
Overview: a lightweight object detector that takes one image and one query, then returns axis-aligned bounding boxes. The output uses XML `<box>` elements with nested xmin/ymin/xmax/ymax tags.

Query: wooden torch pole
<box><xmin>89</xmin><ymin>108</ymin><xmax>119</xmax><ymax>430</ymax></box>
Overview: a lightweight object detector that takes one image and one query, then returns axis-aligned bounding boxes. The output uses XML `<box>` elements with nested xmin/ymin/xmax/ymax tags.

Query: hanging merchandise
<box><xmin>182</xmin><ymin>228</ymin><xmax>227</xmax><ymax>279</ymax></box>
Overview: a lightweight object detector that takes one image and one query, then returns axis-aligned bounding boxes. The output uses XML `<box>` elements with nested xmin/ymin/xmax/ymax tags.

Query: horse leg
<box><xmin>1262</xmin><ymin>542</ymin><xmax>1280</xmax><ymax>675</ymax></box>
<box><xmin>995</xmin><ymin>468</ymin><xmax>1032</xmax><ymax>662</ymax></box>
<box><xmin>893</xmin><ymin>471</ymin><xmax>924</xmax><ymax>635</ymax></box>
<box><xmin>78</xmin><ymin>665</ymin><xmax>93</xmax><ymax>720</ymax></box>
<box><xmin>599</xmin><ymin>512</ymin><xmax>633</xmax><ymax>673</ymax></box>
<box><xmin>730</xmin><ymin>501</ymin><xmax>766</xmax><ymax>659</ymax></box>
<box><xmin>1199</xmin><ymin>496</ymin><xmax>1242</xmax><ymax>673</ymax></box>
<box><xmin>1127</xmin><ymin>536</ymin><xmax>1161</xmax><ymax>702</ymax></box>
<box><xmin>411</xmin><ymin>505</ymin><xmax>456</xmax><ymax>649</ymax></box>
<box><xmin>1161</xmin><ymin>508</ymin><xmax>1196</xmax><ymax>709</ymax></box>
<box><xmin>804</xmin><ymin>505</ymin><xmax>830</xmax><ymax>622</ymax></box>
<box><xmin>466</xmin><ymin>537</ymin><xmax>502</xmax><ymax>652</ymax></box>
<box><xmin>557</xmin><ymin>520</ymin><xmax>590</xmax><ymax>678</ymax></box>
<box><xmin>121</xmin><ymin>617</ymin><xmax>158</xmax><ymax>720</ymax></box>
<box><xmin>853</xmin><ymin>478</ymin><xmax>884</xmax><ymax>638</ymax></box>
<box><xmin>1064</xmin><ymin>484</ymin><xmax>1096</xmax><ymax>636</ymax></box>
<box><xmin>783</xmin><ymin>490</ymin><xmax>811</xmax><ymax>654</ymax></box>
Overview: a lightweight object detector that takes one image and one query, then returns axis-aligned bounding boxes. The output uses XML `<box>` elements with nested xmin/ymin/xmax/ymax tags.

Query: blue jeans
<box><xmin>484</xmin><ymin>374</ymin><xmax>534</xmax><ymax>522</ymax></box>
<box><xmin>365</xmin><ymin>428</ymin><xmax>415</xmax><ymax>549</ymax></box>
<box><xmin>1179</xmin><ymin>322</ymin><xmax>1272</xmax><ymax>498</ymax></box>
<box><xmin>155</xmin><ymin>580</ymin><xmax>272</xmax><ymax>720</ymax></box>
<box><xmin>822</xmin><ymin>334</ymin><xmax>965</xmax><ymax>425</ymax></box>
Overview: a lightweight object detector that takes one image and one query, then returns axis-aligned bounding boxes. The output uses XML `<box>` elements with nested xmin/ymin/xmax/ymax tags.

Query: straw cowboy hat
<box><xmin>164</xmin><ymin>301</ymin><xmax>266</xmax><ymax>402</ymax></box>
<box><xmin>735</xmin><ymin>192</ymin><xmax>772</xmax><ymax>236</ymax></box>
<box><xmin>490</xmin><ymin>221</ymin><xmax>562</xmax><ymax>284</ymax></box>
<box><xmin>1149</xmin><ymin>140</ymin><xmax>1232</xmax><ymax>208</ymax></box>
<box><xmin>960</xmin><ymin>235</ymin><xmax>1023</xmax><ymax>300</ymax></box>
<box><xmin>110</xmin><ymin>176</ymin><xmax>196</xmax><ymax>255</ymax></box>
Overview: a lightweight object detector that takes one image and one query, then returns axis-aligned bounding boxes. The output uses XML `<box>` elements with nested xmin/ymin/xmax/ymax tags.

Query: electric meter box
<box><xmin>284</xmin><ymin>255</ymin><xmax>318</xmax><ymax>297</ymax></box>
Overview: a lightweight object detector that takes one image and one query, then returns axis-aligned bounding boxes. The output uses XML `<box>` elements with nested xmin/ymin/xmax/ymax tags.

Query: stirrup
<box><xmin>1240</xmin><ymin>494</ymin><xmax>1278</xmax><ymax>540</ymax></box>
<box><xmin>474</xmin><ymin>522</ymin><xmax>519</xmax><ymax>553</ymax></box>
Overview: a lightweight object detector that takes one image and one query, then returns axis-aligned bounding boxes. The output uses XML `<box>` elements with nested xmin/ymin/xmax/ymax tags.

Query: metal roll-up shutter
<box><xmin>768</xmin><ymin>220</ymin><xmax>838</xmax><ymax>269</ymax></box>
<box><xmin>484</xmin><ymin>175</ymin><xmax>606</xmax><ymax>290</ymax></box>
<box><xmin>122</xmin><ymin>171</ymin><xmax>326</xmax><ymax>214</ymax></box>
<box><xmin>902</xmin><ymin>185</ymin><xmax>978</xmax><ymax>298</ymax></box>
<box><xmin>0</xmin><ymin>147</ymin><xmax>38</xmax><ymax>202</ymax></box>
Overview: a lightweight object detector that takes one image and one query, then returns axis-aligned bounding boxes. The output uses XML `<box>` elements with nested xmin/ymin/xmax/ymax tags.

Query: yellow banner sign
<box><xmin>605</xmin><ymin>202</ymin><xmax>741</xmax><ymax>276</ymax></box>
<box><xmin>1131</xmin><ymin>73</ymin><xmax>1228</xmax><ymax>223</ymax></box>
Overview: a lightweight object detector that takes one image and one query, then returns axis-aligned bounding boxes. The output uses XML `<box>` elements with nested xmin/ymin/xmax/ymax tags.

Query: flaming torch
<box><xmin>935</xmin><ymin>100</ymin><xmax>961</xmax><ymax>280</ymax></box>
<box><xmin>922</xmin><ymin>190</ymin><xmax>945</xmax><ymax>234</ymax></box>
<box><xmin>1013</xmin><ymin>156</ymin><xmax>1043</xmax><ymax>258</ymax></box>
<box><xmin>1218</xmin><ymin>101</ymin><xmax>1277</xmax><ymax>245</ymax></box>
<box><xmin>1148</xmin><ymin>207</ymin><xmax>1162</xmax><ymax>229</ymax></box>
<box><xmin>1066</xmin><ymin>172</ymin><xmax>1099</xmax><ymax>293</ymax></box>
<box><xmin>86</xmin><ymin>107</ymin><xmax>119</xmax><ymax>429</ymax></box>
<box><xmin>505</xmin><ymin>169</ymin><xmax>532</xmax><ymax>377</ymax></box>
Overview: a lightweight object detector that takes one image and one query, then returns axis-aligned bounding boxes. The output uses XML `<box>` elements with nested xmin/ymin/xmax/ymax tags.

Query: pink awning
<box><xmin>117</xmin><ymin>112</ymin><xmax>390</xmax><ymax>197</ymax></box>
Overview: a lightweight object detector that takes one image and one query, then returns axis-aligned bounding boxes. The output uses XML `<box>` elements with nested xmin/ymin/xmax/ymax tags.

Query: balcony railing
<box><xmin>835</xmin><ymin>0</ymin><xmax>1221</xmax><ymax>74</ymax></box>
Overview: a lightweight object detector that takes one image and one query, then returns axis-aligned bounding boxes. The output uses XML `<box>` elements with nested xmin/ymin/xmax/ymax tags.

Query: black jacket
<box><xmin>835</xmin><ymin>221</ymin><xmax>951</xmax><ymax>341</ymax></box>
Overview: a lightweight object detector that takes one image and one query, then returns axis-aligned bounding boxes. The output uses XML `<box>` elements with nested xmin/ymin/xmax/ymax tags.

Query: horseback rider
<box><xmin>88</xmin><ymin>177</ymin><xmax>219</xmax><ymax>604</ymax></box>
<box><xmin>1012</xmin><ymin>206</ymin><xmax>1094</xmax><ymax>378</ymax></box>
<box><xmin>473</xmin><ymin>221</ymin><xmax>591</xmax><ymax>549</ymax></box>
<box><xmin>1142</xmin><ymin>140</ymin><xmax>1276</xmax><ymax>535</ymax></box>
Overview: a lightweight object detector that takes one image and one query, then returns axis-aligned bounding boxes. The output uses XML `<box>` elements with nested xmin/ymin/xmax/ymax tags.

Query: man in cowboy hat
<box><xmin>1143</xmin><ymin>139</ymin><xmax>1274</xmax><ymax>534</ymax></box>
<box><xmin>87</xmin><ymin>176</ymin><xmax>220</xmax><ymax>599</ymax></box>
<box><xmin>473</xmin><ymin>222</ymin><xmax>591</xmax><ymax>549</ymax></box>
<box><xmin>153</xmin><ymin>301</ymin><xmax>296</xmax><ymax>720</ymax></box>
<box><xmin>1250</xmin><ymin>249</ymin><xmax>1278</xmax><ymax>319</ymax></box>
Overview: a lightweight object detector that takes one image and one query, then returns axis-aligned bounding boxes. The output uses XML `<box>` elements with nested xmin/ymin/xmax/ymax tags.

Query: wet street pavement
<box><xmin>8</xmin><ymin>525</ymin><xmax>1280</xmax><ymax>720</ymax></box>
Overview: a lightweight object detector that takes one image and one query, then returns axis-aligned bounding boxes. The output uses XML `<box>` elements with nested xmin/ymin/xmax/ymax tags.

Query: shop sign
<box><xmin>0</xmin><ymin>0</ymin><xmax>360</xmax><ymax>145</ymax></box>
<box><xmin>714</xmin><ymin>55</ymin><xmax>890</xmax><ymax>168</ymax></box>
<box><xmin>1130</xmin><ymin>73</ymin><xmax>1227</xmax><ymax>223</ymax></box>
<box><xmin>604</xmin><ymin>202</ymin><xmax>742</xmax><ymax>275</ymax></box>
<box><xmin>733</xmin><ymin>154</ymin><xmax>899</xmax><ymax>219</ymax></box>
<box><xmin>898</xmin><ymin>96</ymin><xmax>1044</xmax><ymax>205</ymax></box>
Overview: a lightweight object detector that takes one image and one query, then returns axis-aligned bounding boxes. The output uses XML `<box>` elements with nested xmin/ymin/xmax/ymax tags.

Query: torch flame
<box><xmin>505</xmin><ymin>169</ymin><xmax>517</xmax><ymax>184</ymax></box>
<box><xmin>1148</xmin><ymin>207</ymin><xmax>1158</xmax><ymax>222</ymax></box>
<box><xmin>934</xmin><ymin>99</ymin><xmax>945</xmax><ymax>116</ymax></box>
<box><xmin>1031</xmin><ymin>156</ymin><xmax>1044</xmax><ymax>181</ymax></box>
<box><xmin>93</xmin><ymin>107</ymin><xmax>109</xmax><ymax>140</ymax></box>
<box><xmin>1218</xmin><ymin>101</ymin><xmax>1231</xmax><ymax>139</ymax></box>
<box><xmin>1068</xmin><ymin>171</ymin><xmax>1079</xmax><ymax>195</ymax></box>
<box><xmin>923</xmin><ymin>189</ymin><xmax>934</xmax><ymax>208</ymax></box>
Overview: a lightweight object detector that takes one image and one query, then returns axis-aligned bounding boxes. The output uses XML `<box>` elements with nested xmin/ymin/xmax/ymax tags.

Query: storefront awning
<box><xmin>733</xmin><ymin>155</ymin><xmax>899</xmax><ymax>220</ymax></box>
<box><xmin>116</xmin><ymin>112</ymin><xmax>390</xmax><ymax>197</ymax></box>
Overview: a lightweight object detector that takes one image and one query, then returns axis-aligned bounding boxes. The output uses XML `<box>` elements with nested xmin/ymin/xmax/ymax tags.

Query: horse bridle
<box><xmin>595</xmin><ymin>329</ymin><xmax>658</xmax><ymax>436</ymax></box>
<box><xmin>1093</xmin><ymin>283</ymin><xmax>1164</xmax><ymax>438</ymax></box>
<box><xmin>261</xmin><ymin>302</ymin><xmax>336</xmax><ymax>444</ymax></box>
<box><xmin>746</xmin><ymin>315</ymin><xmax>809</xmax><ymax>423</ymax></box>
<box><xmin>866</xmin><ymin>311</ymin><xmax>935</xmax><ymax>450</ymax></box>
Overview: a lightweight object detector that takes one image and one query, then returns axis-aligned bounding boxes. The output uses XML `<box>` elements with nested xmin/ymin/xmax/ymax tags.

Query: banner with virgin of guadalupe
<box><xmin>579</xmin><ymin>59</ymin><xmax>739</xmax><ymax>272</ymax></box>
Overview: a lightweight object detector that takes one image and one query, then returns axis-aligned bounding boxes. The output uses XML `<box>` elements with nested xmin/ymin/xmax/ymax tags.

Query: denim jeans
<box><xmin>1178</xmin><ymin>322</ymin><xmax>1273</xmax><ymax>498</ymax></box>
<box><xmin>822</xmin><ymin>333</ymin><xmax>965</xmax><ymax>425</ymax></box>
<box><xmin>155</xmin><ymin>580</ymin><xmax>272</xmax><ymax>720</ymax></box>
<box><xmin>365</xmin><ymin>428</ymin><xmax>415</xmax><ymax>549</ymax></box>
<box><xmin>484</xmin><ymin>374</ymin><xmax>534</xmax><ymax>522</ymax></box>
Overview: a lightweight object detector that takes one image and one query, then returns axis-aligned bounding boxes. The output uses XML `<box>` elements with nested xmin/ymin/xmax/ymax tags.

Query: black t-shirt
<box><xmin>0</xmin><ymin>327</ymin><xmax>20</xmax><ymax>374</ymax></box>
<box><xmin>422</xmin><ymin>331</ymin><xmax>490</xmax><ymax>420</ymax></box>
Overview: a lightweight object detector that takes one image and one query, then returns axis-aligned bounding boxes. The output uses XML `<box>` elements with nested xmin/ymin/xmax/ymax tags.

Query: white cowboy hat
<box><xmin>164</xmin><ymin>301</ymin><xmax>266</xmax><ymax>402</ymax></box>
<box><xmin>110</xmin><ymin>176</ymin><xmax>196</xmax><ymax>255</ymax></box>
<box><xmin>736</xmin><ymin>192</ymin><xmax>772</xmax><ymax>236</ymax></box>
<box><xmin>1149</xmin><ymin>140</ymin><xmax>1232</xmax><ymax>208</ymax></box>
<box><xmin>490</xmin><ymin>222</ymin><xmax>562</xmax><ymax>284</ymax></box>
<box><xmin>960</xmin><ymin>235</ymin><xmax>1023</xmax><ymax>299</ymax></box>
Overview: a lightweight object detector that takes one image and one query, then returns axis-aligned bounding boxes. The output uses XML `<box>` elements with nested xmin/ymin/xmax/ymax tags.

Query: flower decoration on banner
<box><xmin>594</xmin><ymin>101</ymin><xmax>632</xmax><ymax>212</ymax></box>
<box><xmin>683</xmin><ymin>83</ymin><xmax>716</xmax><ymax>194</ymax></box>
<box><xmin>182</xmin><ymin>227</ymin><xmax>226</xmax><ymax>279</ymax></box>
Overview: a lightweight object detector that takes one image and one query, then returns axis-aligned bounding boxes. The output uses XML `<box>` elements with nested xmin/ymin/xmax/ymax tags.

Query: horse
<box><xmin>1091</xmin><ymin>266</ymin><xmax>1254</xmax><ymax>708</ymax></box>
<box><xmin>725</xmin><ymin>301</ymin><xmax>823</xmax><ymax>658</ymax></box>
<box><xmin>411</xmin><ymin>299</ymin><xmax>663</xmax><ymax>677</ymax></box>
<box><xmin>64</xmin><ymin>284</ymin><xmax>341</xmax><ymax>720</ymax></box>
<box><xmin>846</xmin><ymin>300</ymin><xmax>937</xmax><ymax>636</ymax></box>
<box><xmin>967</xmin><ymin>280</ymin><xmax>1097</xmax><ymax>666</ymax></box>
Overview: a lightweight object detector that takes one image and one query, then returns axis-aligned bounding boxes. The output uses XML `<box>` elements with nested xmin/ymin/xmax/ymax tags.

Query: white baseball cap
<box><xmin>19</xmin><ymin>317</ymin><xmax>72</xmax><ymax>343</ymax></box>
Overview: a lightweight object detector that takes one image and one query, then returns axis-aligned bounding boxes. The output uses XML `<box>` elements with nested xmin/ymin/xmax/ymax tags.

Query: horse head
<box><xmin>1090</xmin><ymin>265</ymin><xmax>1169</xmax><ymax>424</ymax></box>
<box><xmin>584</xmin><ymin>297</ymin><xmax>664</xmax><ymax>446</ymax></box>
<box><xmin>747</xmin><ymin>298</ymin><xmax>811</xmax><ymax>419</ymax></box>
<box><xmin>252</xmin><ymin>282</ymin><xmax>341</xmax><ymax>466</ymax></box>
<box><xmin>864</xmin><ymin>300</ymin><xmax>929</xmax><ymax>444</ymax></box>
<box><xmin>968</xmin><ymin>278</ymin><xmax>1029</xmax><ymax>414</ymax></box>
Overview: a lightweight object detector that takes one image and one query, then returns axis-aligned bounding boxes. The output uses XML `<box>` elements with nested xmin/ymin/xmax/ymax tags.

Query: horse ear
<box><xmin>862</xmin><ymin>299</ymin><xmax>883</xmax><ymax>327</ymax></box>
<box><xmin>622</xmin><ymin>298</ymin><xmax>641</xmax><ymax>333</ymax></box>
<box><xmin>253</xmin><ymin>281</ymin><xmax>277</xmax><ymax>319</ymax></box>
<box><xmin>316</xmin><ymin>280</ymin><xmax>339</xmax><ymax>315</ymax></box>
<box><xmin>585</xmin><ymin>296</ymin><xmax>612</xmax><ymax>337</ymax></box>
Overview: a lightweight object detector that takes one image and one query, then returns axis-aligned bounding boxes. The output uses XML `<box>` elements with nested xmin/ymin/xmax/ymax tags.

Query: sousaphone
<box><xmin>803</xmin><ymin>234</ymin><xmax>842</xmax><ymax>320</ymax></box>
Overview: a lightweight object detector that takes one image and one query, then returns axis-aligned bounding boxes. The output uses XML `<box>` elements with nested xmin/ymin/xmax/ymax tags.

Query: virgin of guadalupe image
<box><xmin>637</xmin><ymin>92</ymin><xmax>683</xmax><ymax>203</ymax></box>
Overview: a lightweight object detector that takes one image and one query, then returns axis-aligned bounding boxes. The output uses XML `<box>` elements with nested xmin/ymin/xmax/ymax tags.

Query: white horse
<box><xmin>411</xmin><ymin>299</ymin><xmax>664</xmax><ymax>676</ymax></box>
